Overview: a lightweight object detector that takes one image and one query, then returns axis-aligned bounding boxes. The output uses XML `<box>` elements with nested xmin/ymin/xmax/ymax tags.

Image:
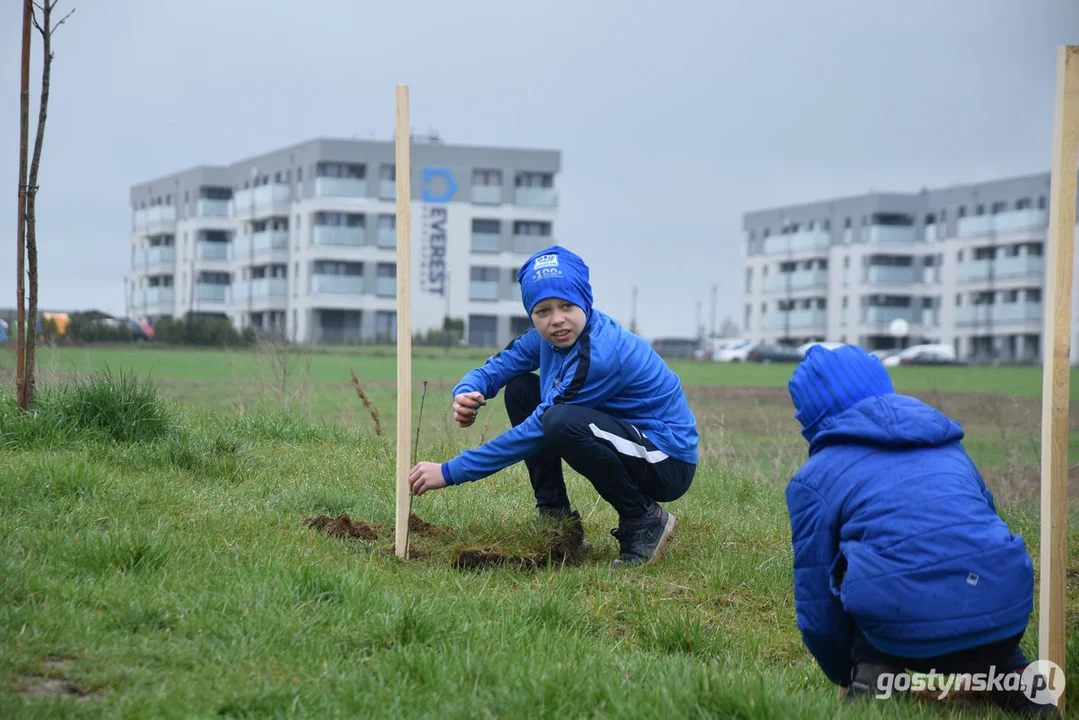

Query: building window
<box><xmin>380</xmin><ymin>164</ymin><xmax>395</xmax><ymax>181</ymax></box>
<box><xmin>515</xmin><ymin>171</ymin><xmax>553</xmax><ymax>188</ymax></box>
<box><xmin>513</xmin><ymin>221</ymin><xmax>552</xmax><ymax>236</ymax></box>
<box><xmin>473</xmin><ymin>169</ymin><xmax>502</xmax><ymax>186</ymax></box>
<box><xmin>316</xmin><ymin>162</ymin><xmax>365</xmax><ymax>179</ymax></box>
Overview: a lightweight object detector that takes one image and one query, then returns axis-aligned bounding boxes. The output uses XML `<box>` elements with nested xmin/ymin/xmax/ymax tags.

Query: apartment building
<box><xmin>742</xmin><ymin>172</ymin><xmax>1079</xmax><ymax>363</ymax></box>
<box><xmin>129</xmin><ymin>137</ymin><xmax>560</xmax><ymax>347</ymax></box>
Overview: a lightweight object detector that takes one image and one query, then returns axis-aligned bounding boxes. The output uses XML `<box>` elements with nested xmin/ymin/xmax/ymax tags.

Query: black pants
<box><xmin>504</xmin><ymin>373</ymin><xmax>695</xmax><ymax>520</ymax></box>
<box><xmin>851</xmin><ymin>624</ymin><xmax>1029</xmax><ymax>676</ymax></box>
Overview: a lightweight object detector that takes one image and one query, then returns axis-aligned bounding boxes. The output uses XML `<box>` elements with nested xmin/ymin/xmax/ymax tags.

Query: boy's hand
<box><xmin>409</xmin><ymin>462</ymin><xmax>448</xmax><ymax>496</ymax></box>
<box><xmin>453</xmin><ymin>391</ymin><xmax>486</xmax><ymax>427</ymax></box>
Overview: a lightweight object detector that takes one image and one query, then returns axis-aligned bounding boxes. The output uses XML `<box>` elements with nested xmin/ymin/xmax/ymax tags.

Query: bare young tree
<box><xmin>14</xmin><ymin>0</ymin><xmax>74</xmax><ymax>408</ymax></box>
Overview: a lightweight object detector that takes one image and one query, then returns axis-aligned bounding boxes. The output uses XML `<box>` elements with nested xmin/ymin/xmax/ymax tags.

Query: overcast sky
<box><xmin>1</xmin><ymin>0</ymin><xmax>1077</xmax><ymax>338</ymax></box>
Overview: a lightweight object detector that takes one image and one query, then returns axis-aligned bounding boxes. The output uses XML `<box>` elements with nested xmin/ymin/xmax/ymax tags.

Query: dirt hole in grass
<box><xmin>18</xmin><ymin>659</ymin><xmax>92</xmax><ymax>703</ymax></box>
<box><xmin>452</xmin><ymin>522</ymin><xmax>588</xmax><ymax>571</ymax></box>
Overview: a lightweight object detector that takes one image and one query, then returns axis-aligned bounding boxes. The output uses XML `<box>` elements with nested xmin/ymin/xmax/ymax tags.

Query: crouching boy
<box><xmin>785</xmin><ymin>345</ymin><xmax>1059</xmax><ymax>717</ymax></box>
<box><xmin>408</xmin><ymin>245</ymin><xmax>698</xmax><ymax>567</ymax></box>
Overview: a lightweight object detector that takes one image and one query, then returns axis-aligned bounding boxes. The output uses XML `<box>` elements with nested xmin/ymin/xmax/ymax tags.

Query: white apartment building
<box><xmin>742</xmin><ymin>172</ymin><xmax>1079</xmax><ymax>363</ymax></box>
<box><xmin>129</xmin><ymin>137</ymin><xmax>560</xmax><ymax>347</ymax></box>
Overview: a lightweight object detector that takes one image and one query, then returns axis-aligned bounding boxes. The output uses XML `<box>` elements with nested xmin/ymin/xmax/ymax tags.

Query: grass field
<box><xmin>0</xmin><ymin>344</ymin><xmax>1076</xmax><ymax>717</ymax></box>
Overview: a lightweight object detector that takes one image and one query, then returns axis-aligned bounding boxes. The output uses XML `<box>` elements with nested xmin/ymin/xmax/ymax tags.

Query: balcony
<box><xmin>139</xmin><ymin>286</ymin><xmax>175</xmax><ymax>308</ymax></box>
<box><xmin>762</xmin><ymin>269</ymin><xmax>828</xmax><ymax>293</ymax></box>
<box><xmin>956</xmin><ymin>302</ymin><xmax>1043</xmax><ymax>326</ymax></box>
<box><xmin>376</xmin><ymin>276</ymin><xmax>396</xmax><ymax>297</ymax></box>
<box><xmin>135</xmin><ymin>245</ymin><xmax>176</xmax><ymax>268</ymax></box>
<box><xmin>864</xmin><ymin>306</ymin><xmax>919</xmax><ymax>325</ymax></box>
<box><xmin>958</xmin><ymin>209</ymin><xmax>1048</xmax><ymax>238</ymax></box>
<box><xmin>311</xmin><ymin>274</ymin><xmax>364</xmax><ymax>295</ymax></box>
<box><xmin>232</xmin><ymin>278</ymin><xmax>287</xmax><ymax>300</ymax></box>
<box><xmin>996</xmin><ymin>254</ymin><xmax>1044</xmax><ymax>278</ymax></box>
<box><xmin>313</xmin><ymin>227</ymin><xmax>365</xmax><ymax>247</ymax></box>
<box><xmin>232</xmin><ymin>184</ymin><xmax>292</xmax><ymax>215</ymax></box>
<box><xmin>196</xmin><ymin>241</ymin><xmax>230</xmax><ymax>261</ymax></box>
<box><xmin>761</xmin><ymin>230</ymin><xmax>830</xmax><ymax>256</ymax></box>
<box><xmin>513</xmin><ymin>234</ymin><xmax>550</xmax><ymax>254</ymax></box>
<box><xmin>314</xmin><ymin>177</ymin><xmax>366</xmax><ymax>198</ymax></box>
<box><xmin>867</xmin><ymin>226</ymin><xmax>916</xmax><ymax>244</ymax></box>
<box><xmin>472</xmin><ymin>185</ymin><xmax>502</xmax><ymax>205</ymax></box>
<box><xmin>133</xmin><ymin>205</ymin><xmax>178</xmax><ymax>230</ymax></box>
<box><xmin>197</xmin><ymin>199</ymin><xmax>231</xmax><ymax>218</ymax></box>
<box><xmin>470</xmin><ymin>280</ymin><xmax>500</xmax><ymax>301</ymax></box>
<box><xmin>957</xmin><ymin>255</ymin><xmax>1044</xmax><ymax>282</ymax></box>
<box><xmin>233</xmin><ymin>230</ymin><xmax>289</xmax><ymax>259</ymax></box>
<box><xmin>866</xmin><ymin>266</ymin><xmax>918</xmax><ymax>284</ymax></box>
<box><xmin>761</xmin><ymin>309</ymin><xmax>827</xmax><ymax>331</ymax></box>
<box><xmin>471</xmin><ymin>232</ymin><xmax>501</xmax><ymax>253</ymax></box>
<box><xmin>379</xmin><ymin>180</ymin><xmax>396</xmax><ymax>200</ymax></box>
<box><xmin>377</xmin><ymin>227</ymin><xmax>396</xmax><ymax>249</ymax></box>
<box><xmin>194</xmin><ymin>283</ymin><xmax>229</xmax><ymax>304</ymax></box>
<box><xmin>515</xmin><ymin>187</ymin><xmax>557</xmax><ymax>208</ymax></box>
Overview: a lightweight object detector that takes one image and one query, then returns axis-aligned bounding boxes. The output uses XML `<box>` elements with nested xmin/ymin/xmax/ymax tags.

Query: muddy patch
<box><xmin>17</xmin><ymin>657</ymin><xmax>92</xmax><ymax>703</ymax></box>
<box><xmin>304</xmin><ymin>513</ymin><xmax>380</xmax><ymax>541</ymax></box>
<box><xmin>408</xmin><ymin>513</ymin><xmax>444</xmax><ymax>538</ymax></box>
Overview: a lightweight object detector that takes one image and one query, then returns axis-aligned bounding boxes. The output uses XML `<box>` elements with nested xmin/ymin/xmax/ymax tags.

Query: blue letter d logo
<box><xmin>422</xmin><ymin>167</ymin><xmax>458</xmax><ymax>203</ymax></box>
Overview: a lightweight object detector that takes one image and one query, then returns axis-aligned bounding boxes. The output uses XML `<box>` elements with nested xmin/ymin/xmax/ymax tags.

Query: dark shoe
<box><xmin>610</xmin><ymin>506</ymin><xmax>677</xmax><ymax>568</ymax></box>
<box><xmin>845</xmin><ymin>663</ymin><xmax>904</xmax><ymax>702</ymax></box>
<box><xmin>537</xmin><ymin>507</ymin><xmax>591</xmax><ymax>553</ymax></box>
<box><xmin>990</xmin><ymin>688</ymin><xmax>1063</xmax><ymax>718</ymax></box>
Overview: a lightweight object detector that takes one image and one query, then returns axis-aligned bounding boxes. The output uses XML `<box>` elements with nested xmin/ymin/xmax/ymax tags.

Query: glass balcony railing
<box><xmin>197</xmin><ymin>199</ymin><xmax>231</xmax><ymax>218</ymax></box>
<box><xmin>376</xmin><ymin>276</ymin><xmax>396</xmax><ymax>297</ymax></box>
<box><xmin>194</xmin><ymin>283</ymin><xmax>229</xmax><ymax>303</ymax></box>
<box><xmin>956</xmin><ymin>302</ymin><xmax>1043</xmax><ymax>325</ymax></box>
<box><xmin>866</xmin><ymin>266</ymin><xmax>917</xmax><ymax>284</ymax></box>
<box><xmin>867</xmin><ymin>226</ymin><xmax>916</xmax><ymax>244</ymax></box>
<box><xmin>514</xmin><ymin>187</ymin><xmax>557</xmax><ymax>207</ymax></box>
<box><xmin>311</xmin><ymin>275</ymin><xmax>364</xmax><ymax>295</ymax></box>
<box><xmin>762</xmin><ymin>269</ymin><xmax>828</xmax><ymax>293</ymax></box>
<box><xmin>196</xmin><ymin>241</ymin><xmax>230</xmax><ymax>260</ymax></box>
<box><xmin>314</xmin><ymin>177</ymin><xmax>366</xmax><ymax>198</ymax></box>
<box><xmin>470</xmin><ymin>280</ymin><xmax>500</xmax><ymax>301</ymax></box>
<box><xmin>761</xmin><ymin>230</ymin><xmax>830</xmax><ymax>255</ymax></box>
<box><xmin>313</xmin><ymin>227</ymin><xmax>365</xmax><ymax>247</ymax></box>
<box><xmin>761</xmin><ymin>309</ymin><xmax>827</xmax><ymax>330</ymax></box>
<box><xmin>472</xmin><ymin>185</ymin><xmax>502</xmax><ymax>205</ymax></box>
<box><xmin>957</xmin><ymin>209</ymin><xmax>1048</xmax><ymax>238</ymax></box>
<box><xmin>471</xmin><ymin>232</ymin><xmax>501</xmax><ymax>253</ymax></box>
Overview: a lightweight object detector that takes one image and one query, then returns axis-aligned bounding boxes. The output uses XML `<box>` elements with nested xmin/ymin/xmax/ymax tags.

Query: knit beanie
<box><xmin>516</xmin><ymin>245</ymin><xmax>593</xmax><ymax>317</ymax></box>
<box><xmin>788</xmin><ymin>344</ymin><xmax>895</xmax><ymax>440</ymax></box>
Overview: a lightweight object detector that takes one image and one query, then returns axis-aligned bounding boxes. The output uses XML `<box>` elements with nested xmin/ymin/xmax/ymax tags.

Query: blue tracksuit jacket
<box><xmin>442</xmin><ymin>309</ymin><xmax>698</xmax><ymax>484</ymax></box>
<box><xmin>786</xmin><ymin>392</ymin><xmax>1034</xmax><ymax>686</ymax></box>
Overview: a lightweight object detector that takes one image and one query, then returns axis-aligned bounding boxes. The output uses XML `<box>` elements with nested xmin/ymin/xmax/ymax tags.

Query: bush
<box><xmin>153</xmin><ymin>315</ymin><xmax>255</xmax><ymax>348</ymax></box>
<box><xmin>64</xmin><ymin>313</ymin><xmax>135</xmax><ymax>344</ymax></box>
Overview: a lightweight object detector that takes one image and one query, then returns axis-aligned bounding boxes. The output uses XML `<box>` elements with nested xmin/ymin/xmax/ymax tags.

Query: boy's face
<box><xmin>530</xmin><ymin>297</ymin><xmax>586</xmax><ymax>348</ymax></box>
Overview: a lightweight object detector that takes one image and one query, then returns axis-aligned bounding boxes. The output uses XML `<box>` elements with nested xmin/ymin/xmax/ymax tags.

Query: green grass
<box><xmin>0</xmin><ymin>350</ymin><xmax>1076</xmax><ymax>717</ymax></box>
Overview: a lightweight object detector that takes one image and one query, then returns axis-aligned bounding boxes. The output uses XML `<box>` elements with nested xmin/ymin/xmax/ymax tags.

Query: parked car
<box><xmin>714</xmin><ymin>340</ymin><xmax>757</xmax><ymax>363</ymax></box>
<box><xmin>901</xmin><ymin>350</ymin><xmax>969</xmax><ymax>366</ymax></box>
<box><xmin>748</xmin><ymin>343</ymin><xmax>804</xmax><ymax>363</ymax></box>
<box><xmin>881</xmin><ymin>344</ymin><xmax>956</xmax><ymax>367</ymax></box>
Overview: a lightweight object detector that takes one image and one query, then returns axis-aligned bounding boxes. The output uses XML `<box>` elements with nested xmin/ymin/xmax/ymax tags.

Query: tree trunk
<box><xmin>24</xmin><ymin>0</ymin><xmax>59</xmax><ymax>409</ymax></box>
<box><xmin>15</xmin><ymin>0</ymin><xmax>31</xmax><ymax>408</ymax></box>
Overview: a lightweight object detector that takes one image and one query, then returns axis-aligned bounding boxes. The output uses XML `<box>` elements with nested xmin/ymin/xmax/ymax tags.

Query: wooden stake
<box><xmin>1038</xmin><ymin>44</ymin><xmax>1078</xmax><ymax>714</ymax></box>
<box><xmin>394</xmin><ymin>85</ymin><xmax>413</xmax><ymax>559</ymax></box>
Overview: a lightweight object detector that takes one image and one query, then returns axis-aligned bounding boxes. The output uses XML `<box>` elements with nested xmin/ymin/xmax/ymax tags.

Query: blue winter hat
<box><xmin>788</xmin><ymin>344</ymin><xmax>895</xmax><ymax>441</ymax></box>
<box><xmin>516</xmin><ymin>245</ymin><xmax>593</xmax><ymax>316</ymax></box>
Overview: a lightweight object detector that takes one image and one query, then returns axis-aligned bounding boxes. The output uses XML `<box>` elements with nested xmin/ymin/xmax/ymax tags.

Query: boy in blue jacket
<box><xmin>785</xmin><ymin>345</ymin><xmax>1058</xmax><ymax>716</ymax></box>
<box><xmin>408</xmin><ymin>245</ymin><xmax>698</xmax><ymax>567</ymax></box>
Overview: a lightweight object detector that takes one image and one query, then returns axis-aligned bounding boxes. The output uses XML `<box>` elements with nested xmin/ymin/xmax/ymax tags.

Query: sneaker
<box><xmin>537</xmin><ymin>507</ymin><xmax>591</xmax><ymax>553</ymax></box>
<box><xmin>610</xmin><ymin>506</ymin><xmax>677</xmax><ymax>568</ymax></box>
<box><xmin>989</xmin><ymin>687</ymin><xmax>1063</xmax><ymax>718</ymax></box>
<box><xmin>845</xmin><ymin>663</ymin><xmax>903</xmax><ymax>702</ymax></box>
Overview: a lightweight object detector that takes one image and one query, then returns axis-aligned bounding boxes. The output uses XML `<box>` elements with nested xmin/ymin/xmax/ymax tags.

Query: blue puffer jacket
<box><xmin>786</xmin><ymin>348</ymin><xmax>1034</xmax><ymax>686</ymax></box>
<box><xmin>442</xmin><ymin>308</ymin><xmax>698</xmax><ymax>484</ymax></box>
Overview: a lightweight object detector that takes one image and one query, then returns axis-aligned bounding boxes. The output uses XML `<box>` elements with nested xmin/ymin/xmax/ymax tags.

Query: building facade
<box><xmin>129</xmin><ymin>137</ymin><xmax>560</xmax><ymax>347</ymax></box>
<box><xmin>742</xmin><ymin>172</ymin><xmax>1079</xmax><ymax>363</ymax></box>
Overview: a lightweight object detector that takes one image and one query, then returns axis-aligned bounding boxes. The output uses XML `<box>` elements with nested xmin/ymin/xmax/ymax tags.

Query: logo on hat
<box><xmin>533</xmin><ymin>254</ymin><xmax>559</xmax><ymax>270</ymax></box>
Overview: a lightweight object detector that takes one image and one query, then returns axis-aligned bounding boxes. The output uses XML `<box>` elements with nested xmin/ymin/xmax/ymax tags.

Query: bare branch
<box><xmin>30</xmin><ymin>6</ymin><xmax>44</xmax><ymax>34</ymax></box>
<box><xmin>52</xmin><ymin>7</ymin><xmax>75</xmax><ymax>32</ymax></box>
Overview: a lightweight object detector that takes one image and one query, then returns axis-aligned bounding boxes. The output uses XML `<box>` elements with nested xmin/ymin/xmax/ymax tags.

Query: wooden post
<box><xmin>1039</xmin><ymin>44</ymin><xmax>1078</xmax><ymax>713</ymax></box>
<box><xmin>394</xmin><ymin>85</ymin><xmax>413</xmax><ymax>559</ymax></box>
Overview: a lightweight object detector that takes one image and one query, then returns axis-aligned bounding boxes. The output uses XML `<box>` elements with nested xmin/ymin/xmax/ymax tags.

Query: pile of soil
<box><xmin>304</xmin><ymin>513</ymin><xmax>380</xmax><ymax>541</ymax></box>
